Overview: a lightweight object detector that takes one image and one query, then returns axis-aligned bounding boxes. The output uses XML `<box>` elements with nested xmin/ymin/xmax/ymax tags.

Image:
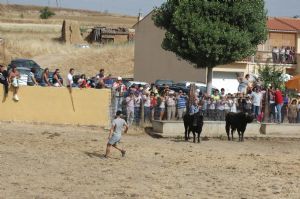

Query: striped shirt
<box><xmin>177</xmin><ymin>95</ymin><xmax>187</xmax><ymax>109</ymax></box>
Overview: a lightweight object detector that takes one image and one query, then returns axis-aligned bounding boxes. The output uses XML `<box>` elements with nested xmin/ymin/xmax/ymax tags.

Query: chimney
<box><xmin>138</xmin><ymin>11</ymin><xmax>143</xmax><ymax>22</ymax></box>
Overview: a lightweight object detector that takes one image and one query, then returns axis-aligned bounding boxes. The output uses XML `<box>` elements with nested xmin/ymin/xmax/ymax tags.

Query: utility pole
<box><xmin>55</xmin><ymin>0</ymin><xmax>59</xmax><ymax>8</ymax></box>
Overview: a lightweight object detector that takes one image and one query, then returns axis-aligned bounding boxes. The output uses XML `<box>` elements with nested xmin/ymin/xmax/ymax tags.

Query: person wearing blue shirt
<box><xmin>177</xmin><ymin>90</ymin><xmax>187</xmax><ymax>119</ymax></box>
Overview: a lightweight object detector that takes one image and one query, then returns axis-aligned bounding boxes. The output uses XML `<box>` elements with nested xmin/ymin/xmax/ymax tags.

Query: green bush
<box><xmin>40</xmin><ymin>7</ymin><xmax>55</xmax><ymax>19</ymax></box>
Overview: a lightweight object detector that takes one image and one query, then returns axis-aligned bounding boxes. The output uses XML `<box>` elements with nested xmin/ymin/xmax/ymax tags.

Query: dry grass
<box><xmin>1</xmin><ymin>31</ymin><xmax>134</xmax><ymax>78</ymax></box>
<box><xmin>0</xmin><ymin>4</ymin><xmax>137</xmax><ymax>28</ymax></box>
<box><xmin>0</xmin><ymin>3</ymin><xmax>135</xmax><ymax>78</ymax></box>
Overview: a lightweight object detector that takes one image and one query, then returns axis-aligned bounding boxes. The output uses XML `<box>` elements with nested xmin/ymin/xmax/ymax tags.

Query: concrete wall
<box><xmin>152</xmin><ymin>121</ymin><xmax>300</xmax><ymax>138</ymax></box>
<box><xmin>0</xmin><ymin>86</ymin><xmax>111</xmax><ymax>126</ymax></box>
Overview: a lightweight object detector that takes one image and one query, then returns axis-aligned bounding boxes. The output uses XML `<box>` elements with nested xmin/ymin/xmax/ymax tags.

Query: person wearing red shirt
<box><xmin>274</xmin><ymin>88</ymin><xmax>283</xmax><ymax>123</ymax></box>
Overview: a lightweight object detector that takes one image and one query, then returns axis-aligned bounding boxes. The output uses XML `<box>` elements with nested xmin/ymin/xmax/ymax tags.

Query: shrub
<box><xmin>40</xmin><ymin>7</ymin><xmax>55</xmax><ymax>19</ymax></box>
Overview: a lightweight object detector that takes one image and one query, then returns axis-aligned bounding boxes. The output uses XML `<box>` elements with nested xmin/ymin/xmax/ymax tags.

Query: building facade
<box><xmin>134</xmin><ymin>13</ymin><xmax>300</xmax><ymax>93</ymax></box>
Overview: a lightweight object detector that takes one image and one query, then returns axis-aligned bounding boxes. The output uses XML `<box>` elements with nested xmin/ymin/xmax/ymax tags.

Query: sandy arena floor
<box><xmin>0</xmin><ymin>122</ymin><xmax>300</xmax><ymax>199</ymax></box>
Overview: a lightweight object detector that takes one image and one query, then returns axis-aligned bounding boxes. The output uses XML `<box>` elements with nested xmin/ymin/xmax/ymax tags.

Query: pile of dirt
<box><xmin>61</xmin><ymin>20</ymin><xmax>83</xmax><ymax>44</ymax></box>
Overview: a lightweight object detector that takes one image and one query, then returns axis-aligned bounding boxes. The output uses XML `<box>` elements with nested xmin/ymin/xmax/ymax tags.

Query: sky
<box><xmin>0</xmin><ymin>0</ymin><xmax>300</xmax><ymax>17</ymax></box>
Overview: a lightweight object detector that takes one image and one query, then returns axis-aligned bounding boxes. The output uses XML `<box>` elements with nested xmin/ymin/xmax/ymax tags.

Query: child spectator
<box><xmin>158</xmin><ymin>93</ymin><xmax>166</xmax><ymax>121</ymax></box>
<box><xmin>224</xmin><ymin>96</ymin><xmax>231</xmax><ymax>117</ymax></box>
<box><xmin>217</xmin><ymin>97</ymin><xmax>225</xmax><ymax>121</ymax></box>
<box><xmin>78</xmin><ymin>74</ymin><xmax>90</xmax><ymax>88</ymax></box>
<box><xmin>208</xmin><ymin>99</ymin><xmax>216</xmax><ymax>121</ymax></box>
<box><xmin>150</xmin><ymin>92</ymin><xmax>157</xmax><ymax>121</ymax></box>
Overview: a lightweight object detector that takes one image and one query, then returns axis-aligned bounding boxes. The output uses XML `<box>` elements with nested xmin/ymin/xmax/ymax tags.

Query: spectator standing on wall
<box><xmin>40</xmin><ymin>68</ymin><xmax>51</xmax><ymax>87</ymax></box>
<box><xmin>274</xmin><ymin>87</ymin><xmax>283</xmax><ymax>124</ymax></box>
<box><xmin>53</xmin><ymin>69</ymin><xmax>63</xmax><ymax>87</ymax></box>
<box><xmin>0</xmin><ymin>65</ymin><xmax>9</xmax><ymax>96</ymax></box>
<box><xmin>238</xmin><ymin>74</ymin><xmax>250</xmax><ymax>94</ymax></box>
<box><xmin>67</xmin><ymin>68</ymin><xmax>76</xmax><ymax>88</ymax></box>
<box><xmin>177</xmin><ymin>90</ymin><xmax>187</xmax><ymax>120</ymax></box>
<box><xmin>27</xmin><ymin>68</ymin><xmax>38</xmax><ymax>86</ymax></box>
<box><xmin>8</xmin><ymin>66</ymin><xmax>20</xmax><ymax>101</ymax></box>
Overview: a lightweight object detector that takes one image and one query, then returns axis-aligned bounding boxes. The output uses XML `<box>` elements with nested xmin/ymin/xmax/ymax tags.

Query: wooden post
<box><xmin>263</xmin><ymin>88</ymin><xmax>269</xmax><ymax>123</ymax></box>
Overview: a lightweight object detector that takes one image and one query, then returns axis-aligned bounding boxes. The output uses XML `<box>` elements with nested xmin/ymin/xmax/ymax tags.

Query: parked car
<box><xmin>8</xmin><ymin>59</ymin><xmax>42</xmax><ymax>71</ymax></box>
<box><xmin>155</xmin><ymin>79</ymin><xmax>174</xmax><ymax>87</ymax></box>
<box><xmin>126</xmin><ymin>81</ymin><xmax>149</xmax><ymax>88</ymax></box>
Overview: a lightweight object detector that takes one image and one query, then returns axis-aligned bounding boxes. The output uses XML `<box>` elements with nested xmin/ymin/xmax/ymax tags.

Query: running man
<box><xmin>105</xmin><ymin>111</ymin><xmax>128</xmax><ymax>158</ymax></box>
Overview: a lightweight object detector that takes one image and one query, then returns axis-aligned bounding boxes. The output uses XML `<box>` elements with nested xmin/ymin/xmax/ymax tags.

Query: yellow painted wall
<box><xmin>0</xmin><ymin>86</ymin><xmax>111</xmax><ymax>126</ymax></box>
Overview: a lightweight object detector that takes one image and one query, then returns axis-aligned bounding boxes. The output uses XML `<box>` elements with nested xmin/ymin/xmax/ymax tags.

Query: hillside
<box><xmin>0</xmin><ymin>4</ymin><xmax>137</xmax><ymax>27</ymax></box>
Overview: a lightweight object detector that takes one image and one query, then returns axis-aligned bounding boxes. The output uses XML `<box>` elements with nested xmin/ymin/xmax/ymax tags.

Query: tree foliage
<box><xmin>257</xmin><ymin>65</ymin><xmax>285</xmax><ymax>90</ymax></box>
<box><xmin>152</xmin><ymin>0</ymin><xmax>268</xmax><ymax>68</ymax></box>
<box><xmin>40</xmin><ymin>7</ymin><xmax>55</xmax><ymax>19</ymax></box>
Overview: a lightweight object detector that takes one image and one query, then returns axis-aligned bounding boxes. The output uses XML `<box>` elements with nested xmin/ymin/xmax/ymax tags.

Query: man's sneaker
<box><xmin>121</xmin><ymin>150</ymin><xmax>126</xmax><ymax>157</ymax></box>
<box><xmin>13</xmin><ymin>94</ymin><xmax>19</xmax><ymax>101</ymax></box>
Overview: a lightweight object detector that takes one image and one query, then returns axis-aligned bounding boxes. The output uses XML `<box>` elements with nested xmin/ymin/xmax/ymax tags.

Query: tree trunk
<box><xmin>206</xmin><ymin>67</ymin><xmax>213</xmax><ymax>95</ymax></box>
<box><xmin>263</xmin><ymin>89</ymin><xmax>269</xmax><ymax>123</ymax></box>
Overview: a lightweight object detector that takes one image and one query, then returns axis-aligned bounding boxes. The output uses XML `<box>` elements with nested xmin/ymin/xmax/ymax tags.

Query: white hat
<box><xmin>117</xmin><ymin>76</ymin><xmax>122</xmax><ymax>80</ymax></box>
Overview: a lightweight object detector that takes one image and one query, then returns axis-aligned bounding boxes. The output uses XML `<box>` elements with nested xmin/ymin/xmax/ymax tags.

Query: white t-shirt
<box><xmin>67</xmin><ymin>73</ymin><xmax>73</xmax><ymax>86</ymax></box>
<box><xmin>251</xmin><ymin>92</ymin><xmax>262</xmax><ymax>106</ymax></box>
<box><xmin>143</xmin><ymin>95</ymin><xmax>151</xmax><ymax>107</ymax></box>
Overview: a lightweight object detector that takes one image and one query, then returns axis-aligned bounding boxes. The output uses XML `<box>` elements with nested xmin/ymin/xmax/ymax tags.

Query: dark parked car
<box><xmin>155</xmin><ymin>79</ymin><xmax>174</xmax><ymax>87</ymax></box>
<box><xmin>8</xmin><ymin>59</ymin><xmax>42</xmax><ymax>71</ymax></box>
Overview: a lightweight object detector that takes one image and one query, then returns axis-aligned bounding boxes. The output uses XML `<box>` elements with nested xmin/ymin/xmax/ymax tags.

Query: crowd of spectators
<box><xmin>1</xmin><ymin>64</ymin><xmax>300</xmax><ymax>124</ymax></box>
<box><xmin>0</xmin><ymin>65</ymin><xmax>114</xmax><ymax>101</ymax></box>
<box><xmin>272</xmin><ymin>46</ymin><xmax>296</xmax><ymax>64</ymax></box>
<box><xmin>112</xmin><ymin>74</ymin><xmax>300</xmax><ymax>126</ymax></box>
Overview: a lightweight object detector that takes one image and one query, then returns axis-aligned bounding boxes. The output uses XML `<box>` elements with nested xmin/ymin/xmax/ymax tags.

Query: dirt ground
<box><xmin>0</xmin><ymin>122</ymin><xmax>300</xmax><ymax>199</ymax></box>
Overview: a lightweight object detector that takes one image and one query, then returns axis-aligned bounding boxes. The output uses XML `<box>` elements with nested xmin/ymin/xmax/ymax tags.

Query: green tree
<box><xmin>153</xmin><ymin>0</ymin><xmax>268</xmax><ymax>94</ymax></box>
<box><xmin>257</xmin><ymin>65</ymin><xmax>285</xmax><ymax>90</ymax></box>
<box><xmin>40</xmin><ymin>7</ymin><xmax>55</xmax><ymax>19</ymax></box>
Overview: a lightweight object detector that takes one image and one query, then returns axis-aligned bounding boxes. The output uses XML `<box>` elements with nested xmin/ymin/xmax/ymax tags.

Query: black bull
<box><xmin>183</xmin><ymin>112</ymin><xmax>204</xmax><ymax>143</ymax></box>
<box><xmin>225</xmin><ymin>112</ymin><xmax>254</xmax><ymax>142</ymax></box>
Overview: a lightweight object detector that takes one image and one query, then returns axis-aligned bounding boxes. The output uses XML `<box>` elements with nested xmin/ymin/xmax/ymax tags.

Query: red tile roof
<box><xmin>268</xmin><ymin>17</ymin><xmax>300</xmax><ymax>32</ymax></box>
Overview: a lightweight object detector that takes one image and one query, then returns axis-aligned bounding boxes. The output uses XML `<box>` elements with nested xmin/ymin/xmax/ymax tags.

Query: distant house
<box><xmin>133</xmin><ymin>12</ymin><xmax>300</xmax><ymax>93</ymax></box>
<box><xmin>87</xmin><ymin>27</ymin><xmax>134</xmax><ymax>44</ymax></box>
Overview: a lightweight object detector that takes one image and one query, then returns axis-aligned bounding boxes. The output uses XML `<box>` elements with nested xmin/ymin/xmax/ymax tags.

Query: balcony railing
<box><xmin>241</xmin><ymin>51</ymin><xmax>297</xmax><ymax>65</ymax></box>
